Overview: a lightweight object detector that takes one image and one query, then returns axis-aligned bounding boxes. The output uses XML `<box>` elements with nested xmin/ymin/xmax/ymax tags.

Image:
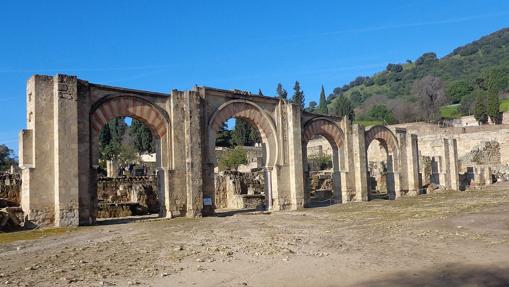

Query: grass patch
<box><xmin>0</xmin><ymin>227</ymin><xmax>77</xmax><ymax>245</ymax></box>
<box><xmin>499</xmin><ymin>98</ymin><xmax>509</xmax><ymax>112</ymax></box>
<box><xmin>440</xmin><ymin>104</ymin><xmax>461</xmax><ymax>119</ymax></box>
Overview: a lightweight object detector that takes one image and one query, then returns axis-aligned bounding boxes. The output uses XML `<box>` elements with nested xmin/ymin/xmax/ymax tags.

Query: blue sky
<box><xmin>1</xmin><ymin>0</ymin><xmax>508</xmax><ymax>152</ymax></box>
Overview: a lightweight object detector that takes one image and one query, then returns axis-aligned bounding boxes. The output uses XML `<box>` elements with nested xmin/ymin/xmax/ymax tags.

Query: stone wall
<box><xmin>214</xmin><ymin>170</ymin><xmax>265</xmax><ymax>210</ymax></box>
<box><xmin>96</xmin><ymin>176</ymin><xmax>159</xmax><ymax>218</ymax></box>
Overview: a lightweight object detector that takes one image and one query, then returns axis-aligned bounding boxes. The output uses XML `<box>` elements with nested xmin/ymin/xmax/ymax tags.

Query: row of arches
<box><xmin>20</xmin><ymin>75</ymin><xmax>419</xmax><ymax>227</ymax></box>
<box><xmin>87</xmin><ymin>96</ymin><xmax>403</xmax><ymax>221</ymax></box>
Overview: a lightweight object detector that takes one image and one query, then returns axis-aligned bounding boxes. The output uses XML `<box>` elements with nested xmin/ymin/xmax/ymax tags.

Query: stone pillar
<box><xmin>352</xmin><ymin>124</ymin><xmax>368</xmax><ymax>202</ymax></box>
<box><xmin>20</xmin><ymin>76</ymin><xmax>55</xmax><ymax>226</ymax></box>
<box><xmin>106</xmin><ymin>160</ymin><xmax>118</xmax><ymax>178</ymax></box>
<box><xmin>406</xmin><ymin>134</ymin><xmax>420</xmax><ymax>195</ymax></box>
<box><xmin>394</xmin><ymin>128</ymin><xmax>408</xmax><ymax>198</ymax></box>
<box><xmin>265</xmin><ymin>167</ymin><xmax>273</xmax><ymax>210</ymax></box>
<box><xmin>340</xmin><ymin>117</ymin><xmax>354</xmax><ymax>203</ymax></box>
<box><xmin>448</xmin><ymin>138</ymin><xmax>460</xmax><ymax>191</ymax></box>
<box><xmin>286</xmin><ymin>103</ymin><xmax>304</xmax><ymax>210</ymax></box>
<box><xmin>183</xmin><ymin>90</ymin><xmax>203</xmax><ymax>217</ymax></box>
<box><xmin>331</xmin><ymin>149</ymin><xmax>341</xmax><ymax>203</ymax></box>
<box><xmin>302</xmin><ymin>147</ymin><xmax>311</xmax><ymax>207</ymax></box>
<box><xmin>483</xmin><ymin>166</ymin><xmax>493</xmax><ymax>186</ymax></box>
<box><xmin>393</xmin><ymin>171</ymin><xmax>401</xmax><ymax>199</ymax></box>
<box><xmin>53</xmin><ymin>75</ymin><xmax>79</xmax><ymax>227</ymax></box>
<box><xmin>440</xmin><ymin>139</ymin><xmax>451</xmax><ymax>189</ymax></box>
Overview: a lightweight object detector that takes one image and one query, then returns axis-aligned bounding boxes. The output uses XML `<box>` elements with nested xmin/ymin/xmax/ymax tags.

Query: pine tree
<box><xmin>276</xmin><ymin>83</ymin><xmax>287</xmax><ymax>100</ymax></box>
<box><xmin>215</xmin><ymin>123</ymin><xmax>232</xmax><ymax>147</ymax></box>
<box><xmin>291</xmin><ymin>81</ymin><xmax>305</xmax><ymax>110</ymax></box>
<box><xmin>232</xmin><ymin>119</ymin><xmax>260</xmax><ymax>146</ymax></box>
<box><xmin>473</xmin><ymin>91</ymin><xmax>488</xmax><ymax>124</ymax></box>
<box><xmin>99</xmin><ymin>123</ymin><xmax>112</xmax><ymax>147</ymax></box>
<box><xmin>318</xmin><ymin>85</ymin><xmax>328</xmax><ymax>114</ymax></box>
<box><xmin>129</xmin><ymin>119</ymin><xmax>153</xmax><ymax>154</ymax></box>
<box><xmin>232</xmin><ymin>119</ymin><xmax>251</xmax><ymax>146</ymax></box>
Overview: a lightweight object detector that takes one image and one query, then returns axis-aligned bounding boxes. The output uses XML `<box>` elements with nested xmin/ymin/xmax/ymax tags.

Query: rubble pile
<box><xmin>460</xmin><ymin>141</ymin><xmax>501</xmax><ymax>166</ymax></box>
<box><xmin>0</xmin><ymin>172</ymin><xmax>21</xmax><ymax>206</ymax></box>
<box><xmin>97</xmin><ymin>176</ymin><xmax>159</xmax><ymax>218</ymax></box>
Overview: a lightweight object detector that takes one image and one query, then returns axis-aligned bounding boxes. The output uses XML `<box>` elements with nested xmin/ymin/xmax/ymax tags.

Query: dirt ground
<box><xmin>1</xmin><ymin>185</ymin><xmax>509</xmax><ymax>287</ymax></box>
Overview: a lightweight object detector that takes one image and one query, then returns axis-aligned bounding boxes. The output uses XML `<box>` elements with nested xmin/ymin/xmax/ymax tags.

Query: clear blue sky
<box><xmin>1</xmin><ymin>0</ymin><xmax>508</xmax><ymax>152</ymax></box>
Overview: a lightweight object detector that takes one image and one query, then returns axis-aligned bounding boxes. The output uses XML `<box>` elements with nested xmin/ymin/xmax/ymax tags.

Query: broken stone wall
<box><xmin>309</xmin><ymin>171</ymin><xmax>333</xmax><ymax>200</ymax></box>
<box><xmin>96</xmin><ymin>176</ymin><xmax>159</xmax><ymax>218</ymax></box>
<box><xmin>214</xmin><ymin>170</ymin><xmax>265</xmax><ymax>209</ymax></box>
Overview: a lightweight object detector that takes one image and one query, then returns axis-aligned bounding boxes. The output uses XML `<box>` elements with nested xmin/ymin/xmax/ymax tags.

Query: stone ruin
<box><xmin>1</xmin><ymin>170</ymin><xmax>160</xmax><ymax>228</ymax></box>
<box><xmin>96</xmin><ymin>176</ymin><xmax>159</xmax><ymax>218</ymax></box>
<box><xmin>214</xmin><ymin>170</ymin><xmax>265</xmax><ymax>210</ymax></box>
<box><xmin>368</xmin><ymin>161</ymin><xmax>388</xmax><ymax>196</ymax></box>
<box><xmin>0</xmin><ymin>172</ymin><xmax>22</xmax><ymax>231</ymax></box>
<box><xmin>308</xmin><ymin>171</ymin><xmax>333</xmax><ymax>201</ymax></box>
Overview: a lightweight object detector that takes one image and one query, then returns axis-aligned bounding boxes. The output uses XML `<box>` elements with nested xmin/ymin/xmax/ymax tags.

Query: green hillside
<box><xmin>327</xmin><ymin>28</ymin><xmax>509</xmax><ymax>123</ymax></box>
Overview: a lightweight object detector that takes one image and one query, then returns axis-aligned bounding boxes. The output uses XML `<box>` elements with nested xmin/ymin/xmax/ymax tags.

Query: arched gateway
<box><xmin>18</xmin><ymin>74</ymin><xmax>421</xmax><ymax>227</ymax></box>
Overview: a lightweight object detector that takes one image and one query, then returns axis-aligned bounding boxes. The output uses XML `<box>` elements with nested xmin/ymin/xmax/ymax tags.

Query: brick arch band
<box><xmin>90</xmin><ymin>95</ymin><xmax>169</xmax><ymax>139</ymax></box>
<box><xmin>302</xmin><ymin>118</ymin><xmax>344</xmax><ymax>149</ymax></box>
<box><xmin>365</xmin><ymin>125</ymin><xmax>400</xmax><ymax>172</ymax></box>
<box><xmin>364</xmin><ymin>125</ymin><xmax>399</xmax><ymax>153</ymax></box>
<box><xmin>208</xmin><ymin>100</ymin><xmax>278</xmax><ymax>167</ymax></box>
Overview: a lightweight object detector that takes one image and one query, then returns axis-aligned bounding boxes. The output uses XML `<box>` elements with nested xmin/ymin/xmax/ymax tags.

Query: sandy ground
<box><xmin>1</xmin><ymin>185</ymin><xmax>509</xmax><ymax>287</ymax></box>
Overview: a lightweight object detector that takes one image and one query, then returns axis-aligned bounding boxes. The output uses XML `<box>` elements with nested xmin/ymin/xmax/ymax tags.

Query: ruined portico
<box><xmin>19</xmin><ymin>74</ymin><xmax>426</xmax><ymax>227</ymax></box>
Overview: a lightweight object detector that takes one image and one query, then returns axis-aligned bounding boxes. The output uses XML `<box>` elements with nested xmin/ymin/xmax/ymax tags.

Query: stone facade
<box><xmin>20</xmin><ymin>74</ymin><xmax>424</xmax><ymax>227</ymax></box>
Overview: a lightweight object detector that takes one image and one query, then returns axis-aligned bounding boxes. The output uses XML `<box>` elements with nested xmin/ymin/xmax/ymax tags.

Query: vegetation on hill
<box><xmin>319</xmin><ymin>28</ymin><xmax>509</xmax><ymax>124</ymax></box>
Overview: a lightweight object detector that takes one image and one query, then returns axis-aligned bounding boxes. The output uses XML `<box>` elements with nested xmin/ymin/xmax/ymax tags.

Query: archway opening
<box><xmin>366</xmin><ymin>139</ymin><xmax>396</xmax><ymax>200</ymax></box>
<box><xmin>94</xmin><ymin>116</ymin><xmax>162</xmax><ymax>222</ymax></box>
<box><xmin>301</xmin><ymin>119</ymin><xmax>344</xmax><ymax>207</ymax></box>
<box><xmin>213</xmin><ymin>118</ymin><xmax>267</xmax><ymax>213</ymax></box>
<box><xmin>304</xmin><ymin>135</ymin><xmax>337</xmax><ymax>207</ymax></box>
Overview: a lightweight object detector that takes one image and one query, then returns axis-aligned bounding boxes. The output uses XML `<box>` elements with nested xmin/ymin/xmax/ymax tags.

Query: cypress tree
<box><xmin>276</xmin><ymin>83</ymin><xmax>287</xmax><ymax>100</ymax></box>
<box><xmin>485</xmin><ymin>69</ymin><xmax>505</xmax><ymax>124</ymax></box>
<box><xmin>473</xmin><ymin>91</ymin><xmax>488</xmax><ymax>124</ymax></box>
<box><xmin>291</xmin><ymin>81</ymin><xmax>305</xmax><ymax>110</ymax></box>
<box><xmin>318</xmin><ymin>85</ymin><xmax>328</xmax><ymax>114</ymax></box>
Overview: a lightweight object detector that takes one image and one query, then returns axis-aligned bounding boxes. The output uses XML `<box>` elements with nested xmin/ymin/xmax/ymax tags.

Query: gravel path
<box><xmin>1</xmin><ymin>186</ymin><xmax>509</xmax><ymax>286</ymax></box>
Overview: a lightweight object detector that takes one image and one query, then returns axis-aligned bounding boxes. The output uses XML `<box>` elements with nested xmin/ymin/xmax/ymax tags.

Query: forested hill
<box><xmin>326</xmin><ymin>27</ymin><xmax>509</xmax><ymax>124</ymax></box>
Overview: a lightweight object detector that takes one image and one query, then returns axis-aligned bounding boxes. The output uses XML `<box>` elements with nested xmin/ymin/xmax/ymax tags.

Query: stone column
<box><xmin>440</xmin><ymin>139</ymin><xmax>451</xmax><ymax>189</ymax></box>
<box><xmin>340</xmin><ymin>117</ymin><xmax>354</xmax><ymax>203</ymax></box>
<box><xmin>183</xmin><ymin>90</ymin><xmax>203</xmax><ymax>217</ymax></box>
<box><xmin>53</xmin><ymin>75</ymin><xmax>80</xmax><ymax>227</ymax></box>
<box><xmin>393</xmin><ymin>171</ymin><xmax>401</xmax><ymax>199</ymax></box>
<box><xmin>286</xmin><ymin>103</ymin><xmax>304</xmax><ymax>210</ymax></box>
<box><xmin>301</xmin><ymin>147</ymin><xmax>311</xmax><ymax>207</ymax></box>
<box><xmin>264</xmin><ymin>167</ymin><xmax>273</xmax><ymax>210</ymax></box>
<box><xmin>406</xmin><ymin>134</ymin><xmax>420</xmax><ymax>195</ymax></box>
<box><xmin>331</xmin><ymin>148</ymin><xmax>341</xmax><ymax>202</ymax></box>
<box><xmin>352</xmin><ymin>124</ymin><xmax>368</xmax><ymax>202</ymax></box>
<box><xmin>448</xmin><ymin>138</ymin><xmax>460</xmax><ymax>191</ymax></box>
<box><xmin>394</xmin><ymin>128</ymin><xmax>408</xmax><ymax>198</ymax></box>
